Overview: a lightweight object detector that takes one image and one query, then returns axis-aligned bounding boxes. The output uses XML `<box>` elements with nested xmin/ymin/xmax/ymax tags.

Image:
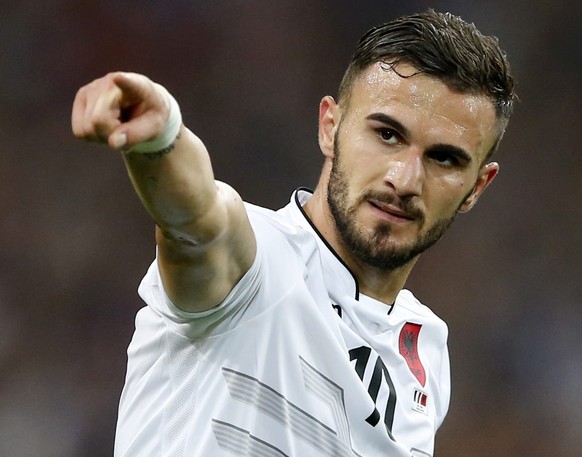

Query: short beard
<box><xmin>327</xmin><ymin>133</ymin><xmax>458</xmax><ymax>271</ymax></box>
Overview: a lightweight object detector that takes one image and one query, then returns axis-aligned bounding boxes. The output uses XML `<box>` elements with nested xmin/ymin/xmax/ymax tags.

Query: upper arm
<box><xmin>156</xmin><ymin>182</ymin><xmax>257</xmax><ymax>313</ymax></box>
<box><xmin>121</xmin><ymin>126</ymin><xmax>257</xmax><ymax>314</ymax></box>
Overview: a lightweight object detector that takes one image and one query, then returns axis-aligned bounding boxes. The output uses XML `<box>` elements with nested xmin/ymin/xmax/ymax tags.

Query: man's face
<box><xmin>325</xmin><ymin>62</ymin><xmax>499</xmax><ymax>271</ymax></box>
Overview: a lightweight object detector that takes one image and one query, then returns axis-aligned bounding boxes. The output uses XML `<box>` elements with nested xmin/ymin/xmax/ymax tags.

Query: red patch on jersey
<box><xmin>399</xmin><ymin>323</ymin><xmax>426</xmax><ymax>387</ymax></box>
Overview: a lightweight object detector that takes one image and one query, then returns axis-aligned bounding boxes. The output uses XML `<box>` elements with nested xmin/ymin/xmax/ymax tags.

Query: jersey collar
<box><xmin>283</xmin><ymin>188</ymin><xmax>361</xmax><ymax>301</ymax></box>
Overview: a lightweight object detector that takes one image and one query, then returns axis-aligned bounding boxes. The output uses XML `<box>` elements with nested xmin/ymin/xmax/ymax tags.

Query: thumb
<box><xmin>109</xmin><ymin>129</ymin><xmax>128</xmax><ymax>150</ymax></box>
<box><xmin>108</xmin><ymin>109</ymin><xmax>168</xmax><ymax>150</ymax></box>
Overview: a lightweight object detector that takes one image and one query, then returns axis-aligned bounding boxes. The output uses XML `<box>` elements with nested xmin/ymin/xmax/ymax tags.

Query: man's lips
<box><xmin>368</xmin><ymin>199</ymin><xmax>417</xmax><ymax>221</ymax></box>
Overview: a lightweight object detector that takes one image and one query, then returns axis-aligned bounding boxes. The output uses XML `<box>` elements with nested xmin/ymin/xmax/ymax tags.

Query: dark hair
<box><xmin>338</xmin><ymin>10</ymin><xmax>516</xmax><ymax>154</ymax></box>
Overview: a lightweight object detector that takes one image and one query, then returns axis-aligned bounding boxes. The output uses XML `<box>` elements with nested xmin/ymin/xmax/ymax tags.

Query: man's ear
<box><xmin>318</xmin><ymin>96</ymin><xmax>340</xmax><ymax>159</ymax></box>
<box><xmin>458</xmin><ymin>162</ymin><xmax>499</xmax><ymax>213</ymax></box>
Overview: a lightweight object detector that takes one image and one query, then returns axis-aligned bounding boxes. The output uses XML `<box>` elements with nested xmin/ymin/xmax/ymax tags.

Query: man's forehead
<box><xmin>355</xmin><ymin>62</ymin><xmax>492</xmax><ymax>112</ymax></box>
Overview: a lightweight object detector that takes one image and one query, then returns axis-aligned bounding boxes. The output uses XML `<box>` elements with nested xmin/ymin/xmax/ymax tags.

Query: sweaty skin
<box><xmin>71</xmin><ymin>65</ymin><xmax>499</xmax><ymax>311</ymax></box>
<box><xmin>305</xmin><ymin>63</ymin><xmax>499</xmax><ymax>304</ymax></box>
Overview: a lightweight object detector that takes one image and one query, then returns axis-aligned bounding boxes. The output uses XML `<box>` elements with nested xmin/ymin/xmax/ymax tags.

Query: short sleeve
<box><xmin>136</xmin><ymin>241</ymin><xmax>263</xmax><ymax>338</ymax></box>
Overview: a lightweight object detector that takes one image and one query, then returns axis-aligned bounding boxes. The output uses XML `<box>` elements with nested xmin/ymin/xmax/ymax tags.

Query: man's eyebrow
<box><xmin>366</xmin><ymin>112</ymin><xmax>473</xmax><ymax>163</ymax></box>
<box><xmin>426</xmin><ymin>144</ymin><xmax>473</xmax><ymax>163</ymax></box>
<box><xmin>365</xmin><ymin>112</ymin><xmax>410</xmax><ymax>138</ymax></box>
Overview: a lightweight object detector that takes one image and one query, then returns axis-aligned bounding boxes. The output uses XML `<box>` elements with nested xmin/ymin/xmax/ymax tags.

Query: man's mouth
<box><xmin>367</xmin><ymin>198</ymin><xmax>421</xmax><ymax>223</ymax></box>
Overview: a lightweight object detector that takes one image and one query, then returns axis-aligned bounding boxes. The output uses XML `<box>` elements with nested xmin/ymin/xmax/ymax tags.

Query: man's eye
<box><xmin>428</xmin><ymin>150</ymin><xmax>459</xmax><ymax>167</ymax></box>
<box><xmin>378</xmin><ymin>129</ymin><xmax>399</xmax><ymax>145</ymax></box>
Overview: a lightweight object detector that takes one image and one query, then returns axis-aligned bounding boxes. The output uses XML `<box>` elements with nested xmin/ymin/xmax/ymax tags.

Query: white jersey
<box><xmin>114</xmin><ymin>189</ymin><xmax>450</xmax><ymax>457</ymax></box>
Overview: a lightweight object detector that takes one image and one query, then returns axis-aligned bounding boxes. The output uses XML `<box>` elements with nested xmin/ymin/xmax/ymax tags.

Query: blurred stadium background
<box><xmin>1</xmin><ymin>1</ymin><xmax>581</xmax><ymax>456</ymax></box>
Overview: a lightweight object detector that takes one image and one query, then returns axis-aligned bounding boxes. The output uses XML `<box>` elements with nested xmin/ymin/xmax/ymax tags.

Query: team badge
<box><xmin>398</xmin><ymin>322</ymin><xmax>426</xmax><ymax>386</ymax></box>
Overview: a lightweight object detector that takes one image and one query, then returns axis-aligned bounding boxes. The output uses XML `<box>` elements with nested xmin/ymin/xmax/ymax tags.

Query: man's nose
<box><xmin>383</xmin><ymin>149</ymin><xmax>425</xmax><ymax>197</ymax></box>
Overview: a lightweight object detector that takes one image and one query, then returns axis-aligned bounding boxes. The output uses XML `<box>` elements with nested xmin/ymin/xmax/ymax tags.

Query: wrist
<box><xmin>128</xmin><ymin>85</ymin><xmax>182</xmax><ymax>154</ymax></box>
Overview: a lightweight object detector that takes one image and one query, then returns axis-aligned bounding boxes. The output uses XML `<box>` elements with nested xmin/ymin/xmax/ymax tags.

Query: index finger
<box><xmin>112</xmin><ymin>72</ymin><xmax>154</xmax><ymax>108</ymax></box>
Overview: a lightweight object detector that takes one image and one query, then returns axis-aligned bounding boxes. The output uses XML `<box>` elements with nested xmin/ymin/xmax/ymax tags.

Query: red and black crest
<box><xmin>398</xmin><ymin>322</ymin><xmax>426</xmax><ymax>386</ymax></box>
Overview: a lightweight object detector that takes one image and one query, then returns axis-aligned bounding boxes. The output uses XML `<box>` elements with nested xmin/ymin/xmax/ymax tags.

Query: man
<box><xmin>72</xmin><ymin>9</ymin><xmax>515</xmax><ymax>457</ymax></box>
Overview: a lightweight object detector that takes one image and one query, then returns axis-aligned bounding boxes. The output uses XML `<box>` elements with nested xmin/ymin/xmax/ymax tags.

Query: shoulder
<box><xmin>396</xmin><ymin>289</ymin><xmax>444</xmax><ymax>319</ymax></box>
<box><xmin>395</xmin><ymin>289</ymin><xmax>449</xmax><ymax>338</ymax></box>
<box><xmin>245</xmin><ymin>201</ymin><xmax>319</xmax><ymax>258</ymax></box>
<box><xmin>245</xmin><ymin>202</ymin><xmax>301</xmax><ymax>234</ymax></box>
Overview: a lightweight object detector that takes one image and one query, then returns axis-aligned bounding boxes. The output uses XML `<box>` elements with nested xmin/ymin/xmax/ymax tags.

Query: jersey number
<box><xmin>349</xmin><ymin>346</ymin><xmax>397</xmax><ymax>439</ymax></box>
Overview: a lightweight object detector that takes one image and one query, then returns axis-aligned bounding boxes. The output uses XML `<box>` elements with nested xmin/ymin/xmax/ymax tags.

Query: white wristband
<box><xmin>129</xmin><ymin>84</ymin><xmax>182</xmax><ymax>154</ymax></box>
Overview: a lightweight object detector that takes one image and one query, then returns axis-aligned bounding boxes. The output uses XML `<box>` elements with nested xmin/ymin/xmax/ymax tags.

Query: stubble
<box><xmin>327</xmin><ymin>133</ymin><xmax>459</xmax><ymax>271</ymax></box>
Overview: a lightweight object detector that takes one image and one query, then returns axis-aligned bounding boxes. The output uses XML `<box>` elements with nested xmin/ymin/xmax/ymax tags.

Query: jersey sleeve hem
<box><xmin>137</xmin><ymin>240</ymin><xmax>264</xmax><ymax>337</ymax></box>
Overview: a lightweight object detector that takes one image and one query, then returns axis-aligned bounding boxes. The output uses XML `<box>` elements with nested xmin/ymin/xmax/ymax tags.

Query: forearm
<box><xmin>123</xmin><ymin>125</ymin><xmax>224</xmax><ymax>244</ymax></box>
<box><xmin>72</xmin><ymin>71</ymin><xmax>256</xmax><ymax>311</ymax></box>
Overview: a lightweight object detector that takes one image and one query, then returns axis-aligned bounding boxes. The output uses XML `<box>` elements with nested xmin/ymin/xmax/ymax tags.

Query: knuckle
<box><xmin>91</xmin><ymin>110</ymin><xmax>109</xmax><ymax>126</ymax></box>
<box><xmin>72</xmin><ymin>126</ymin><xmax>85</xmax><ymax>139</ymax></box>
<box><xmin>91</xmin><ymin>118</ymin><xmax>109</xmax><ymax>135</ymax></box>
<box><xmin>88</xmin><ymin>114</ymin><xmax>113</xmax><ymax>139</ymax></box>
